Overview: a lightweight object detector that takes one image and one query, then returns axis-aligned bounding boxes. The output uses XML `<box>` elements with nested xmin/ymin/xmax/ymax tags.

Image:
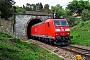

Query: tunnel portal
<box><xmin>27</xmin><ymin>19</ymin><xmax>42</xmax><ymax>39</ymax></box>
<box><xmin>15</xmin><ymin>14</ymin><xmax>49</xmax><ymax>40</ymax></box>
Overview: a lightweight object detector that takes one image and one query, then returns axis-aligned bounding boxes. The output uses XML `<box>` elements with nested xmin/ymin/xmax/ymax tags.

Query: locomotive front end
<box><xmin>53</xmin><ymin>19</ymin><xmax>73</xmax><ymax>45</ymax></box>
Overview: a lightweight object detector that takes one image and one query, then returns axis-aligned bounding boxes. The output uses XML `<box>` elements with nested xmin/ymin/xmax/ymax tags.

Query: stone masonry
<box><xmin>14</xmin><ymin>14</ymin><xmax>50</xmax><ymax>40</ymax></box>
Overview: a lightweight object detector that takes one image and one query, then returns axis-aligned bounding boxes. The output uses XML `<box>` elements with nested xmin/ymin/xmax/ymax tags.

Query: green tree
<box><xmin>25</xmin><ymin>3</ymin><xmax>31</xmax><ymax>11</ymax></box>
<box><xmin>43</xmin><ymin>4</ymin><xmax>50</xmax><ymax>13</ymax></box>
<box><xmin>36</xmin><ymin>3</ymin><xmax>39</xmax><ymax>10</ymax></box>
<box><xmin>25</xmin><ymin>3</ymin><xmax>37</xmax><ymax>11</ymax></box>
<box><xmin>0</xmin><ymin>0</ymin><xmax>15</xmax><ymax>20</ymax></box>
<box><xmin>36</xmin><ymin>3</ymin><xmax>43</xmax><ymax>11</ymax></box>
<box><xmin>24</xmin><ymin>3</ymin><xmax>43</xmax><ymax>11</ymax></box>
<box><xmin>39</xmin><ymin>3</ymin><xmax>43</xmax><ymax>10</ymax></box>
<box><xmin>51</xmin><ymin>4</ymin><xmax>66</xmax><ymax>18</ymax></box>
<box><xmin>66</xmin><ymin>0</ymin><xmax>90</xmax><ymax>16</ymax></box>
<box><xmin>81</xmin><ymin>9</ymin><xmax>90</xmax><ymax>21</ymax></box>
<box><xmin>31</xmin><ymin>4</ymin><xmax>36</xmax><ymax>11</ymax></box>
<box><xmin>16</xmin><ymin>6</ymin><xmax>26</xmax><ymax>14</ymax></box>
<box><xmin>65</xmin><ymin>9</ymin><xmax>72</xmax><ymax>17</ymax></box>
<box><xmin>67</xmin><ymin>16</ymin><xmax>77</xmax><ymax>27</ymax></box>
<box><xmin>26</xmin><ymin>3</ymin><xmax>30</xmax><ymax>8</ymax></box>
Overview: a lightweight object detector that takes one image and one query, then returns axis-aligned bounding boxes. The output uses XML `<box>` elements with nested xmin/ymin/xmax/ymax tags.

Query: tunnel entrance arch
<box><xmin>26</xmin><ymin>18</ymin><xmax>42</xmax><ymax>39</ymax></box>
<box><xmin>15</xmin><ymin>14</ymin><xmax>50</xmax><ymax>40</ymax></box>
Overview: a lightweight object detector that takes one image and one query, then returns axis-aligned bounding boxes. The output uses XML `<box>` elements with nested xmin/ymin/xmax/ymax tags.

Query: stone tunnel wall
<box><xmin>14</xmin><ymin>14</ymin><xmax>49</xmax><ymax>40</ymax></box>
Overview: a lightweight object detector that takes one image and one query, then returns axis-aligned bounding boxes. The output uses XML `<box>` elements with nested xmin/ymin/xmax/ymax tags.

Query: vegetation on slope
<box><xmin>70</xmin><ymin>21</ymin><xmax>90</xmax><ymax>46</ymax></box>
<box><xmin>0</xmin><ymin>31</ymin><xmax>63</xmax><ymax>60</ymax></box>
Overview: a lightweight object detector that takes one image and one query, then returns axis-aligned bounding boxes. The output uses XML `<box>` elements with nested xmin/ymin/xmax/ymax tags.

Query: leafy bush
<box><xmin>67</xmin><ymin>16</ymin><xmax>80</xmax><ymax>27</ymax></box>
<box><xmin>0</xmin><ymin>31</ymin><xmax>20</xmax><ymax>43</ymax></box>
<box><xmin>70</xmin><ymin>21</ymin><xmax>90</xmax><ymax>46</ymax></box>
<box><xmin>70</xmin><ymin>29</ymin><xmax>90</xmax><ymax>46</ymax></box>
<box><xmin>81</xmin><ymin>9</ymin><xmax>90</xmax><ymax>21</ymax></box>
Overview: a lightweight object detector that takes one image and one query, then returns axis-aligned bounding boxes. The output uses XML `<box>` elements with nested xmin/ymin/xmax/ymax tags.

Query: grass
<box><xmin>70</xmin><ymin>21</ymin><xmax>90</xmax><ymax>46</ymax></box>
<box><xmin>0</xmin><ymin>31</ymin><xmax>64</xmax><ymax>60</ymax></box>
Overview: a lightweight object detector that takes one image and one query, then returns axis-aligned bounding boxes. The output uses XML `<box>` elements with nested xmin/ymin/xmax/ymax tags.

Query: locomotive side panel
<box><xmin>49</xmin><ymin>20</ymin><xmax>56</xmax><ymax>40</ymax></box>
<box><xmin>37</xmin><ymin>23</ymin><xmax>46</xmax><ymax>37</ymax></box>
<box><xmin>31</xmin><ymin>26</ymin><xmax>38</xmax><ymax>37</ymax></box>
<box><xmin>44</xmin><ymin>19</ymin><xmax>55</xmax><ymax>39</ymax></box>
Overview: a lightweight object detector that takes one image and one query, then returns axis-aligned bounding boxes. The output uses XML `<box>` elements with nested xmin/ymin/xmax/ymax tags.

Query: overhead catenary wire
<box><xmin>50</xmin><ymin>0</ymin><xmax>56</xmax><ymax>5</ymax></box>
<box><xmin>50</xmin><ymin>0</ymin><xmax>72</xmax><ymax>9</ymax></box>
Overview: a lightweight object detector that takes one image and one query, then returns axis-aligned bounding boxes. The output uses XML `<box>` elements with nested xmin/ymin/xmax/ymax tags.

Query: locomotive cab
<box><xmin>53</xmin><ymin>19</ymin><xmax>72</xmax><ymax>45</ymax></box>
<box><xmin>54</xmin><ymin>19</ymin><xmax>70</xmax><ymax>36</ymax></box>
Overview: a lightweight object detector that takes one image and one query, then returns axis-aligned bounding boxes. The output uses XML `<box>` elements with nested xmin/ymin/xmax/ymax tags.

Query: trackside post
<box><xmin>76</xmin><ymin>55</ymin><xmax>82</xmax><ymax>60</ymax></box>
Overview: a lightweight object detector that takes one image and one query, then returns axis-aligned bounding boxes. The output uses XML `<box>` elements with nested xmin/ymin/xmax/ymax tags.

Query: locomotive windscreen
<box><xmin>54</xmin><ymin>20</ymin><xmax>68</xmax><ymax>26</ymax></box>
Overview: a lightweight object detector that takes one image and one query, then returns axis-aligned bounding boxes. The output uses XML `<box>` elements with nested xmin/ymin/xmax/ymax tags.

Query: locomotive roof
<box><xmin>32</xmin><ymin>18</ymin><xmax>67</xmax><ymax>27</ymax></box>
<box><xmin>46</xmin><ymin>18</ymin><xmax>67</xmax><ymax>20</ymax></box>
<box><xmin>32</xmin><ymin>21</ymin><xmax>44</xmax><ymax>26</ymax></box>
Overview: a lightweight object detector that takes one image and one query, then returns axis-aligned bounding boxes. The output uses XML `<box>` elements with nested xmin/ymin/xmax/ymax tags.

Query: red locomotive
<box><xmin>31</xmin><ymin>18</ymin><xmax>73</xmax><ymax>45</ymax></box>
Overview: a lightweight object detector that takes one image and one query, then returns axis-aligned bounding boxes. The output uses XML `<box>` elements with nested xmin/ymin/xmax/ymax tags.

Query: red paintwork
<box><xmin>31</xmin><ymin>19</ymin><xmax>70</xmax><ymax>40</ymax></box>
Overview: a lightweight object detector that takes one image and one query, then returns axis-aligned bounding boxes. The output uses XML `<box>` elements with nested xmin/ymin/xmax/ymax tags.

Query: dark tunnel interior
<box><xmin>27</xmin><ymin>19</ymin><xmax>42</xmax><ymax>39</ymax></box>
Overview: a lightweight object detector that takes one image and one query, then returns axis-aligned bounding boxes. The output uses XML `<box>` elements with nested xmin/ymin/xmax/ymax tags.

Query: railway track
<box><xmin>59</xmin><ymin>45</ymin><xmax>90</xmax><ymax>59</ymax></box>
<box><xmin>28</xmin><ymin>40</ymin><xmax>90</xmax><ymax>60</ymax></box>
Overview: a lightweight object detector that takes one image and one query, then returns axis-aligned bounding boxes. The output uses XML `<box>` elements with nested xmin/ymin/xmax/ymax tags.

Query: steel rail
<box><xmin>59</xmin><ymin>45</ymin><xmax>90</xmax><ymax>58</ymax></box>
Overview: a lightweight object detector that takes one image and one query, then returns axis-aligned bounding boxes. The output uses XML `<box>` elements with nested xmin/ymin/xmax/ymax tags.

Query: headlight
<box><xmin>56</xmin><ymin>34</ymin><xmax>58</xmax><ymax>35</ymax></box>
<box><xmin>65</xmin><ymin>28</ymin><xmax>70</xmax><ymax>31</ymax></box>
<box><xmin>52</xmin><ymin>37</ymin><xmax>55</xmax><ymax>39</ymax></box>
<box><xmin>67</xmin><ymin>33</ymin><xmax>69</xmax><ymax>35</ymax></box>
<box><xmin>55</xmin><ymin>29</ymin><xmax>60</xmax><ymax>32</ymax></box>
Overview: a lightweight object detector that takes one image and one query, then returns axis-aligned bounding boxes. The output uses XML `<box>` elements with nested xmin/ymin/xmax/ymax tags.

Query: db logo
<box><xmin>61</xmin><ymin>29</ymin><xmax>64</xmax><ymax>31</ymax></box>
